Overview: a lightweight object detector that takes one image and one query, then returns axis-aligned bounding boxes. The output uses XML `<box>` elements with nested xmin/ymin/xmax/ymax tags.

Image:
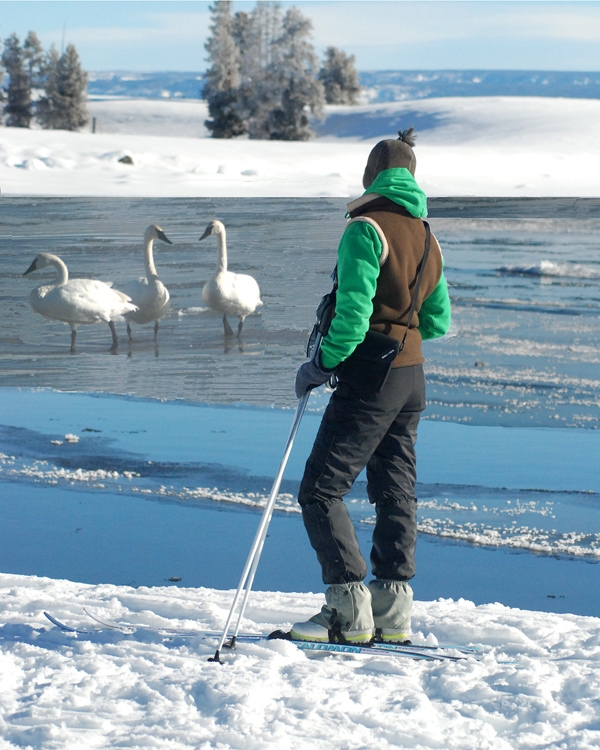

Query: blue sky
<box><xmin>2</xmin><ymin>1</ymin><xmax>600</xmax><ymax>72</ymax></box>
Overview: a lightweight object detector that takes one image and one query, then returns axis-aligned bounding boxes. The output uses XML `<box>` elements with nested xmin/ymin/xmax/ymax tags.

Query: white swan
<box><xmin>122</xmin><ymin>224</ymin><xmax>173</xmax><ymax>341</ymax></box>
<box><xmin>199</xmin><ymin>220</ymin><xmax>262</xmax><ymax>336</ymax></box>
<box><xmin>23</xmin><ymin>252</ymin><xmax>137</xmax><ymax>353</ymax></box>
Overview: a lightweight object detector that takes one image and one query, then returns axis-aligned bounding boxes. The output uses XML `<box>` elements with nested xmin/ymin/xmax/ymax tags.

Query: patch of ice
<box><xmin>177</xmin><ymin>307</ymin><xmax>207</xmax><ymax>316</ymax></box>
<box><xmin>498</xmin><ymin>260</ymin><xmax>600</xmax><ymax>279</ymax></box>
<box><xmin>413</xmin><ymin>517</ymin><xmax>600</xmax><ymax>559</ymax></box>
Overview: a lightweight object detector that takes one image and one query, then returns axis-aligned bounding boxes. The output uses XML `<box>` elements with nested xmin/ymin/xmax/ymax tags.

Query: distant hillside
<box><xmin>88</xmin><ymin>69</ymin><xmax>600</xmax><ymax>101</ymax></box>
<box><xmin>88</xmin><ymin>72</ymin><xmax>205</xmax><ymax>99</ymax></box>
<box><xmin>359</xmin><ymin>70</ymin><xmax>600</xmax><ymax>102</ymax></box>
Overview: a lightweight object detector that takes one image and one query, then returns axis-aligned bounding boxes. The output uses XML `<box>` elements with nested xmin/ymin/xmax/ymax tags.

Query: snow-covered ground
<box><xmin>0</xmin><ymin>95</ymin><xmax>599</xmax><ymax>197</ymax></box>
<box><xmin>3</xmin><ymin>572</ymin><xmax>600</xmax><ymax>750</ymax></box>
<box><xmin>2</xmin><ymin>95</ymin><xmax>600</xmax><ymax>749</ymax></box>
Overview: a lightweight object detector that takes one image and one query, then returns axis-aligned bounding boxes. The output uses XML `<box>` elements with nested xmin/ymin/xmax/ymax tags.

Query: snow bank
<box><xmin>1</xmin><ymin>572</ymin><xmax>600</xmax><ymax>750</ymax></box>
<box><xmin>1</xmin><ymin>96</ymin><xmax>599</xmax><ymax>197</ymax></box>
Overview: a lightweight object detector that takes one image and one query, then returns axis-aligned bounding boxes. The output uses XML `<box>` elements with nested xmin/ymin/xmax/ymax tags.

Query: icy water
<box><xmin>2</xmin><ymin>197</ymin><xmax>600</xmax><ymax>616</ymax></box>
<box><xmin>3</xmin><ymin>196</ymin><xmax>600</xmax><ymax>426</ymax></box>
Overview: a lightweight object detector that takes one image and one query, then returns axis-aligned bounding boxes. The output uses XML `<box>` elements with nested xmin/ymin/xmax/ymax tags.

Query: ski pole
<box><xmin>228</xmin><ymin>390</ymin><xmax>310</xmax><ymax>645</ymax></box>
<box><xmin>208</xmin><ymin>332</ymin><xmax>325</xmax><ymax>664</ymax></box>
<box><xmin>208</xmin><ymin>391</ymin><xmax>311</xmax><ymax>663</ymax></box>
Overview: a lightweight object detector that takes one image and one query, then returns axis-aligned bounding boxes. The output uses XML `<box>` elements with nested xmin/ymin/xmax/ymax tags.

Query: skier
<box><xmin>291</xmin><ymin>128</ymin><xmax>451</xmax><ymax>644</ymax></box>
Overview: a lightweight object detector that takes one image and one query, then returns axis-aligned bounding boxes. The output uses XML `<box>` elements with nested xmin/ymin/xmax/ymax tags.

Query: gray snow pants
<box><xmin>298</xmin><ymin>364</ymin><xmax>425</xmax><ymax>585</ymax></box>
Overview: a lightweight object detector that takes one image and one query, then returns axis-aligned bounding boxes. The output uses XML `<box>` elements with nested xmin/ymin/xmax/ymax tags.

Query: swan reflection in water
<box><xmin>127</xmin><ymin>340</ymin><xmax>160</xmax><ymax>358</ymax></box>
<box><xmin>23</xmin><ymin>252</ymin><xmax>137</xmax><ymax>354</ymax></box>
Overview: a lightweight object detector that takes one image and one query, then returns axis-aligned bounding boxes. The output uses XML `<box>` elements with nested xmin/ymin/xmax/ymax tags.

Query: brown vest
<box><xmin>349</xmin><ymin>199</ymin><xmax>443</xmax><ymax>367</ymax></box>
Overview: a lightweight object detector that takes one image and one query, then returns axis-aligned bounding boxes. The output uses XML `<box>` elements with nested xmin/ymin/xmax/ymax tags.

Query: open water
<box><xmin>2</xmin><ymin>197</ymin><xmax>600</xmax><ymax>616</ymax></box>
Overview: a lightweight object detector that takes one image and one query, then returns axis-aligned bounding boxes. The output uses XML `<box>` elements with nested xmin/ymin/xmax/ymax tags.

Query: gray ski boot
<box><xmin>291</xmin><ymin>582</ymin><xmax>375</xmax><ymax>643</ymax></box>
<box><xmin>369</xmin><ymin>579</ymin><xmax>413</xmax><ymax>643</ymax></box>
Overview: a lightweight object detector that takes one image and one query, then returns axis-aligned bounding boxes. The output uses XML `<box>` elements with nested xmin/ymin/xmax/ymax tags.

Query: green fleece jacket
<box><xmin>319</xmin><ymin>168</ymin><xmax>451</xmax><ymax>370</ymax></box>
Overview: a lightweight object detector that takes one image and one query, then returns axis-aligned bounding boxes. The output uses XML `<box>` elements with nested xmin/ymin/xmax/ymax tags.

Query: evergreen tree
<box><xmin>0</xmin><ymin>40</ymin><xmax>4</xmax><ymax>109</ymax></box>
<box><xmin>202</xmin><ymin>1</ymin><xmax>352</xmax><ymax>141</ymax></box>
<box><xmin>237</xmin><ymin>1</ymin><xmax>284</xmax><ymax>140</ymax></box>
<box><xmin>203</xmin><ymin>0</ymin><xmax>246</xmax><ymax>138</ymax></box>
<box><xmin>23</xmin><ymin>31</ymin><xmax>45</xmax><ymax>89</ymax></box>
<box><xmin>2</xmin><ymin>33</ymin><xmax>33</xmax><ymax>128</ymax></box>
<box><xmin>37</xmin><ymin>43</ymin><xmax>88</xmax><ymax>130</ymax></box>
<box><xmin>266</xmin><ymin>6</ymin><xmax>324</xmax><ymax>141</ymax></box>
<box><xmin>231</xmin><ymin>9</ymin><xmax>253</xmax><ymax>124</ymax></box>
<box><xmin>35</xmin><ymin>45</ymin><xmax>60</xmax><ymax>128</ymax></box>
<box><xmin>318</xmin><ymin>46</ymin><xmax>360</xmax><ymax>105</ymax></box>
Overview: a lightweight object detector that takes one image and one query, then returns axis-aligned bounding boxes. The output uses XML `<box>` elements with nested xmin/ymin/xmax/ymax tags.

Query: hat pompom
<box><xmin>397</xmin><ymin>127</ymin><xmax>416</xmax><ymax>147</ymax></box>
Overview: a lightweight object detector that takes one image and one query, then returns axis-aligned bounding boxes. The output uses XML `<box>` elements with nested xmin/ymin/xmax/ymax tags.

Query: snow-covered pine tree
<box><xmin>36</xmin><ymin>43</ymin><xmax>88</xmax><ymax>130</ymax></box>
<box><xmin>203</xmin><ymin>1</ymin><xmax>351</xmax><ymax>141</ymax></box>
<box><xmin>231</xmin><ymin>8</ymin><xmax>254</xmax><ymax>132</ymax></box>
<box><xmin>266</xmin><ymin>6</ymin><xmax>324</xmax><ymax>141</ymax></box>
<box><xmin>0</xmin><ymin>40</ymin><xmax>4</xmax><ymax>109</ymax></box>
<box><xmin>2</xmin><ymin>33</ymin><xmax>33</xmax><ymax>128</ymax></box>
<box><xmin>237</xmin><ymin>1</ymin><xmax>284</xmax><ymax>140</ymax></box>
<box><xmin>23</xmin><ymin>31</ymin><xmax>45</xmax><ymax>90</ymax></box>
<box><xmin>203</xmin><ymin>0</ymin><xmax>246</xmax><ymax>138</ymax></box>
<box><xmin>318</xmin><ymin>46</ymin><xmax>360</xmax><ymax>105</ymax></box>
<box><xmin>35</xmin><ymin>45</ymin><xmax>59</xmax><ymax>128</ymax></box>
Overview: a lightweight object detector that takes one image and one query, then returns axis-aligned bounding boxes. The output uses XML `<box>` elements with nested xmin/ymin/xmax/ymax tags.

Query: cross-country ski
<box><xmin>43</xmin><ymin>611</ymin><xmax>481</xmax><ymax>661</ymax></box>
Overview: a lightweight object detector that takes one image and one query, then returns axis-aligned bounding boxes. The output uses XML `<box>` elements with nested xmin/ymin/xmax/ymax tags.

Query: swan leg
<box><xmin>237</xmin><ymin>319</ymin><xmax>244</xmax><ymax>337</ymax></box>
<box><xmin>223</xmin><ymin>314</ymin><xmax>235</xmax><ymax>337</ymax></box>
<box><xmin>127</xmin><ymin>322</ymin><xmax>133</xmax><ymax>341</ymax></box>
<box><xmin>109</xmin><ymin>321</ymin><xmax>119</xmax><ymax>352</ymax></box>
<box><xmin>70</xmin><ymin>329</ymin><xmax>77</xmax><ymax>355</ymax></box>
<box><xmin>154</xmin><ymin>321</ymin><xmax>159</xmax><ymax>341</ymax></box>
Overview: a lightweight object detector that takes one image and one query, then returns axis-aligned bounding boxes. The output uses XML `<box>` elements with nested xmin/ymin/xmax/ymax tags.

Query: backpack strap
<box><xmin>347</xmin><ymin>216</ymin><xmax>389</xmax><ymax>266</ymax></box>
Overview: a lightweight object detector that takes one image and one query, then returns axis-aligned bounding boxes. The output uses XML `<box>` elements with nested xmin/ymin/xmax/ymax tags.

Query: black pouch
<box><xmin>337</xmin><ymin>329</ymin><xmax>400</xmax><ymax>395</ymax></box>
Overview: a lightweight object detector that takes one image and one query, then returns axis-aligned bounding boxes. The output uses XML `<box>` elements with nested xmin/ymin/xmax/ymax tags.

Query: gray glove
<box><xmin>295</xmin><ymin>355</ymin><xmax>336</xmax><ymax>399</ymax></box>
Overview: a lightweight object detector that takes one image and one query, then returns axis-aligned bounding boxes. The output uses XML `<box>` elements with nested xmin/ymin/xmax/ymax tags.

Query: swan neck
<box><xmin>51</xmin><ymin>256</ymin><xmax>69</xmax><ymax>287</ymax></box>
<box><xmin>144</xmin><ymin>238</ymin><xmax>159</xmax><ymax>279</ymax></box>
<box><xmin>216</xmin><ymin>232</ymin><xmax>227</xmax><ymax>274</ymax></box>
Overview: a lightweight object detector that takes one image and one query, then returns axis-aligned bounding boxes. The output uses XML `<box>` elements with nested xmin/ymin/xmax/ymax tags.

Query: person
<box><xmin>291</xmin><ymin>128</ymin><xmax>451</xmax><ymax>644</ymax></box>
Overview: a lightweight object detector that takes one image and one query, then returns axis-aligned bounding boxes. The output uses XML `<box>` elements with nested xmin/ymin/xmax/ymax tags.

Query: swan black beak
<box><xmin>23</xmin><ymin>259</ymin><xmax>37</xmax><ymax>276</ymax></box>
<box><xmin>157</xmin><ymin>229</ymin><xmax>173</xmax><ymax>245</ymax></box>
<box><xmin>199</xmin><ymin>226</ymin><xmax>212</xmax><ymax>242</ymax></box>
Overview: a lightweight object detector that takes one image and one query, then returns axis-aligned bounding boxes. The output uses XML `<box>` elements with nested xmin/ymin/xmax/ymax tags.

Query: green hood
<box><xmin>364</xmin><ymin>167</ymin><xmax>428</xmax><ymax>218</ymax></box>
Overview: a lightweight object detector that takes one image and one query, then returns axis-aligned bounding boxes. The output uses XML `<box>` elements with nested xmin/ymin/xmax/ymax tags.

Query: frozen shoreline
<box><xmin>2</xmin><ymin>387</ymin><xmax>600</xmax><ymax>617</ymax></box>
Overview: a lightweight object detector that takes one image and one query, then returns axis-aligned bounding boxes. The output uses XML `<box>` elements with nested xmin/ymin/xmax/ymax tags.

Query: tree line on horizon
<box><xmin>1</xmin><ymin>31</ymin><xmax>88</xmax><ymax>131</ymax></box>
<box><xmin>203</xmin><ymin>0</ymin><xmax>361</xmax><ymax>140</ymax></box>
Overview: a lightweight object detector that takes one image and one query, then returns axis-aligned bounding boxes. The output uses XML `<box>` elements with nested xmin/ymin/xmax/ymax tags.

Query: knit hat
<box><xmin>362</xmin><ymin>128</ymin><xmax>417</xmax><ymax>188</ymax></box>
